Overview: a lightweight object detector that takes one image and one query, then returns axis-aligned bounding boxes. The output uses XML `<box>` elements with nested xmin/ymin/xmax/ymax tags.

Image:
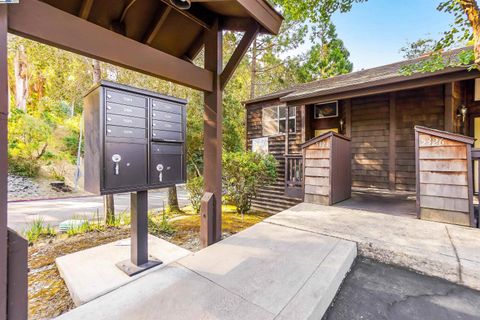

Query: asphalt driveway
<box><xmin>8</xmin><ymin>186</ymin><xmax>189</xmax><ymax>232</ymax></box>
<box><xmin>324</xmin><ymin>258</ymin><xmax>480</xmax><ymax>320</ymax></box>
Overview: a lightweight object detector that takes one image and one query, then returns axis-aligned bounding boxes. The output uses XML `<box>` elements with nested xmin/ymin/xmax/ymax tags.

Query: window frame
<box><xmin>313</xmin><ymin>101</ymin><xmax>339</xmax><ymax>119</ymax></box>
<box><xmin>262</xmin><ymin>105</ymin><xmax>296</xmax><ymax>137</ymax></box>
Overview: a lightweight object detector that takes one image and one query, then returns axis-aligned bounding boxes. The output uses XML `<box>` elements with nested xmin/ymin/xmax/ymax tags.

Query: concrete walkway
<box><xmin>266</xmin><ymin>202</ymin><xmax>480</xmax><ymax>291</ymax></box>
<box><xmin>57</xmin><ymin>222</ymin><xmax>357</xmax><ymax>320</ymax></box>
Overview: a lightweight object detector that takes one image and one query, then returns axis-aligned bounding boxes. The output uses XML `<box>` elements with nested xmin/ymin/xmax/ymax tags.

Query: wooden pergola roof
<box><xmin>1</xmin><ymin>1</ymin><xmax>283</xmax><ymax>318</ymax></box>
<box><xmin>7</xmin><ymin>0</ymin><xmax>283</xmax><ymax>92</ymax></box>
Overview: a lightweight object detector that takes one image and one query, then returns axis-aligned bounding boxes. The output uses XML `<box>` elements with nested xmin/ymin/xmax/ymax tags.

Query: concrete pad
<box><xmin>58</xmin><ymin>222</ymin><xmax>357</xmax><ymax>320</ymax></box>
<box><xmin>178</xmin><ymin>222</ymin><xmax>357</xmax><ymax>318</ymax></box>
<box><xmin>56</xmin><ymin>234</ymin><xmax>191</xmax><ymax>305</ymax></box>
<box><xmin>266</xmin><ymin>202</ymin><xmax>480</xmax><ymax>290</ymax></box>
<box><xmin>57</xmin><ymin>263</ymin><xmax>274</xmax><ymax>320</ymax></box>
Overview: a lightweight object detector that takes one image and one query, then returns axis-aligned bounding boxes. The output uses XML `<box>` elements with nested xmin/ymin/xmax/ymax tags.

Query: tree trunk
<box><xmin>460</xmin><ymin>0</ymin><xmax>480</xmax><ymax>64</ymax></box>
<box><xmin>104</xmin><ymin>194</ymin><xmax>115</xmax><ymax>225</ymax></box>
<box><xmin>91</xmin><ymin>59</ymin><xmax>115</xmax><ymax>224</ymax></box>
<box><xmin>14</xmin><ymin>45</ymin><xmax>28</xmax><ymax>112</ymax></box>
<box><xmin>249</xmin><ymin>38</ymin><xmax>257</xmax><ymax>99</ymax></box>
<box><xmin>167</xmin><ymin>186</ymin><xmax>181</xmax><ymax>213</ymax></box>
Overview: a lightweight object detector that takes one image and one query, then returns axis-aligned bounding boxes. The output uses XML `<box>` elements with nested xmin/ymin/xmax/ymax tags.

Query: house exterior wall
<box><xmin>245</xmin><ymin>83</ymin><xmax>463</xmax><ymax>213</ymax></box>
<box><xmin>246</xmin><ymin>99</ymin><xmax>303</xmax><ymax>213</ymax></box>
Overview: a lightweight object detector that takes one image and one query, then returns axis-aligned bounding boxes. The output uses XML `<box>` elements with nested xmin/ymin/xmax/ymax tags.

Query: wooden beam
<box><xmin>444</xmin><ymin>82</ymin><xmax>455</xmax><ymax>133</ymax></box>
<box><xmin>0</xmin><ymin>6</ymin><xmax>7</xmax><ymax>319</ymax></box>
<box><xmin>8</xmin><ymin>0</ymin><xmax>213</xmax><ymax>92</ymax></box>
<box><xmin>220</xmin><ymin>22</ymin><xmax>259</xmax><ymax>90</ymax></box>
<box><xmin>202</xmin><ymin>19</ymin><xmax>223</xmax><ymax>244</ymax></box>
<box><xmin>236</xmin><ymin>0</ymin><xmax>283</xmax><ymax>34</ymax></box>
<box><xmin>389</xmin><ymin>92</ymin><xmax>396</xmax><ymax>191</ymax></box>
<box><xmin>143</xmin><ymin>6</ymin><xmax>171</xmax><ymax>45</ymax></box>
<box><xmin>221</xmin><ymin>17</ymin><xmax>253</xmax><ymax>32</ymax></box>
<box><xmin>78</xmin><ymin>0</ymin><xmax>94</xmax><ymax>19</ymax></box>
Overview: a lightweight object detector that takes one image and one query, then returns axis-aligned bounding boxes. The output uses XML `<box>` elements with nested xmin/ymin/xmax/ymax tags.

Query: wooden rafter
<box><xmin>8</xmin><ymin>0</ymin><xmax>213</xmax><ymax>92</ymax></box>
<box><xmin>143</xmin><ymin>6</ymin><xmax>171</xmax><ymax>45</ymax></box>
<box><xmin>183</xmin><ymin>29</ymin><xmax>205</xmax><ymax>62</ymax></box>
<box><xmin>78</xmin><ymin>0</ymin><xmax>94</xmax><ymax>19</ymax></box>
<box><xmin>220</xmin><ymin>22</ymin><xmax>260</xmax><ymax>90</ymax></box>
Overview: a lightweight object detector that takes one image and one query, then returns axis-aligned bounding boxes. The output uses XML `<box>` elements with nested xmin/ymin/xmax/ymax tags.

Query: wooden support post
<box><xmin>7</xmin><ymin>229</ymin><xmax>28</xmax><ymax>320</ymax></box>
<box><xmin>389</xmin><ymin>93</ymin><xmax>396</xmax><ymax>191</ymax></box>
<box><xmin>301</xmin><ymin>105</ymin><xmax>306</xmax><ymax>143</ymax></box>
<box><xmin>0</xmin><ymin>5</ymin><xmax>8</xmax><ymax>319</ymax></box>
<box><xmin>285</xmin><ymin>105</ymin><xmax>290</xmax><ymax>155</ymax></box>
<box><xmin>202</xmin><ymin>20</ymin><xmax>223</xmax><ymax>244</ymax></box>
<box><xmin>200</xmin><ymin>192</ymin><xmax>215</xmax><ymax>248</ymax></box>
<box><xmin>344</xmin><ymin>99</ymin><xmax>351</xmax><ymax>138</ymax></box>
<box><xmin>445</xmin><ymin>83</ymin><xmax>455</xmax><ymax>133</ymax></box>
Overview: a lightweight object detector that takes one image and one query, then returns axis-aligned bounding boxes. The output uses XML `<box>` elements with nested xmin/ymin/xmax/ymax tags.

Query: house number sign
<box><xmin>419</xmin><ymin>135</ymin><xmax>445</xmax><ymax>147</ymax></box>
<box><xmin>316</xmin><ymin>140</ymin><xmax>329</xmax><ymax>149</ymax></box>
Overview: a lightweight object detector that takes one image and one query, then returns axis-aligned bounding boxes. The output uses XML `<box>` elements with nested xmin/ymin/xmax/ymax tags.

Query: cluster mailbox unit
<box><xmin>84</xmin><ymin>81</ymin><xmax>186</xmax><ymax>194</ymax></box>
<box><xmin>84</xmin><ymin>81</ymin><xmax>187</xmax><ymax>275</ymax></box>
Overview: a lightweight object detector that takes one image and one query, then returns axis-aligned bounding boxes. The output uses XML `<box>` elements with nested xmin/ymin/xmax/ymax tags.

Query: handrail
<box><xmin>284</xmin><ymin>154</ymin><xmax>303</xmax><ymax>187</ymax></box>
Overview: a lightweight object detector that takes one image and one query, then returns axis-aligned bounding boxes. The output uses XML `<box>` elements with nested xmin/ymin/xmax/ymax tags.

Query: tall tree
<box><xmin>13</xmin><ymin>44</ymin><xmax>28</xmax><ymax>112</ymax></box>
<box><xmin>292</xmin><ymin>23</ymin><xmax>353</xmax><ymax>82</ymax></box>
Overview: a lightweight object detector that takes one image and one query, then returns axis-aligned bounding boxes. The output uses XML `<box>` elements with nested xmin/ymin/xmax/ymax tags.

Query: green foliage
<box><xmin>148</xmin><ymin>210</ymin><xmax>175</xmax><ymax>236</ymax></box>
<box><xmin>222</xmin><ymin>151</ymin><xmax>277</xmax><ymax>215</ymax></box>
<box><xmin>292</xmin><ymin>24</ymin><xmax>353</xmax><ymax>82</ymax></box>
<box><xmin>186</xmin><ymin>175</ymin><xmax>204</xmax><ymax>214</ymax></box>
<box><xmin>8</xmin><ymin>109</ymin><xmax>52</xmax><ymax>177</ymax></box>
<box><xmin>400</xmin><ymin>39</ymin><xmax>436</xmax><ymax>60</ymax></box>
<box><xmin>23</xmin><ymin>217</ymin><xmax>56</xmax><ymax>244</ymax></box>
<box><xmin>401</xmin><ymin>49</ymin><xmax>475</xmax><ymax>75</ymax></box>
<box><xmin>65</xmin><ymin>219</ymin><xmax>92</xmax><ymax>236</ymax></box>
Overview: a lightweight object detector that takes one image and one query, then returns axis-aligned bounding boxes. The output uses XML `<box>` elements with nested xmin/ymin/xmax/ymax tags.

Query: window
<box><xmin>314</xmin><ymin>101</ymin><xmax>338</xmax><ymax>119</ymax></box>
<box><xmin>262</xmin><ymin>105</ymin><xmax>296</xmax><ymax>136</ymax></box>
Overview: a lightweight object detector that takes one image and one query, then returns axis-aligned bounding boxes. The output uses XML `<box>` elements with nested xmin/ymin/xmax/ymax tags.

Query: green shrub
<box><xmin>222</xmin><ymin>151</ymin><xmax>277</xmax><ymax>215</ymax></box>
<box><xmin>8</xmin><ymin>110</ymin><xmax>52</xmax><ymax>177</ymax></box>
<box><xmin>186</xmin><ymin>175</ymin><xmax>203</xmax><ymax>214</ymax></box>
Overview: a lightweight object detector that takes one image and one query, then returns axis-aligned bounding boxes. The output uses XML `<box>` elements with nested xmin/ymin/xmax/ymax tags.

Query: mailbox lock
<box><xmin>112</xmin><ymin>154</ymin><xmax>122</xmax><ymax>175</ymax></box>
<box><xmin>156</xmin><ymin>164</ymin><xmax>164</xmax><ymax>182</ymax></box>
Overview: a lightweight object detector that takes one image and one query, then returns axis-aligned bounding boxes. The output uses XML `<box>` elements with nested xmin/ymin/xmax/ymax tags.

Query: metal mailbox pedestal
<box><xmin>83</xmin><ymin>81</ymin><xmax>187</xmax><ymax>276</ymax></box>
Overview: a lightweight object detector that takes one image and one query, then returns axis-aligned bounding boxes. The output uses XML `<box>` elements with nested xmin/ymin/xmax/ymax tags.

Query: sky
<box><xmin>326</xmin><ymin>0</ymin><xmax>455</xmax><ymax>71</ymax></box>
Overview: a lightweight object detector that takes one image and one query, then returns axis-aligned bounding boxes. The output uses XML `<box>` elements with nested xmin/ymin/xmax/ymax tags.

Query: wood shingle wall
<box><xmin>415</xmin><ymin>127</ymin><xmax>474</xmax><ymax>226</ymax></box>
<box><xmin>246</xmin><ymin>102</ymin><xmax>303</xmax><ymax>214</ymax></box>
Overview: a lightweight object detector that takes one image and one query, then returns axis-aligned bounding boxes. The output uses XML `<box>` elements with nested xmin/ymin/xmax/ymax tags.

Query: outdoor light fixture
<box><xmin>339</xmin><ymin>118</ymin><xmax>345</xmax><ymax>133</ymax></box>
<box><xmin>170</xmin><ymin>0</ymin><xmax>191</xmax><ymax>10</ymax></box>
<box><xmin>457</xmin><ymin>104</ymin><xmax>468</xmax><ymax>124</ymax></box>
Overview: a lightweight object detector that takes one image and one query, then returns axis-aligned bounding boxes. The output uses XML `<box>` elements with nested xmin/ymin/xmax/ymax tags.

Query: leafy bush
<box><xmin>8</xmin><ymin>110</ymin><xmax>52</xmax><ymax>177</ymax></box>
<box><xmin>222</xmin><ymin>151</ymin><xmax>277</xmax><ymax>215</ymax></box>
<box><xmin>186</xmin><ymin>175</ymin><xmax>203</xmax><ymax>214</ymax></box>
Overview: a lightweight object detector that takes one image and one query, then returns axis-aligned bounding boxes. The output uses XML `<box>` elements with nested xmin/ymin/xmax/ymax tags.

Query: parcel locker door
<box><xmin>150</xmin><ymin>143</ymin><xmax>184</xmax><ymax>186</ymax></box>
<box><xmin>104</xmin><ymin>142</ymin><xmax>147</xmax><ymax>191</ymax></box>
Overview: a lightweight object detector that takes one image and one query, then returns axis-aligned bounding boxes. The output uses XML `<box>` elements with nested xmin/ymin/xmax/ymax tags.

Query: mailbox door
<box><xmin>150</xmin><ymin>143</ymin><xmax>184</xmax><ymax>186</ymax></box>
<box><xmin>104</xmin><ymin>142</ymin><xmax>147</xmax><ymax>190</ymax></box>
